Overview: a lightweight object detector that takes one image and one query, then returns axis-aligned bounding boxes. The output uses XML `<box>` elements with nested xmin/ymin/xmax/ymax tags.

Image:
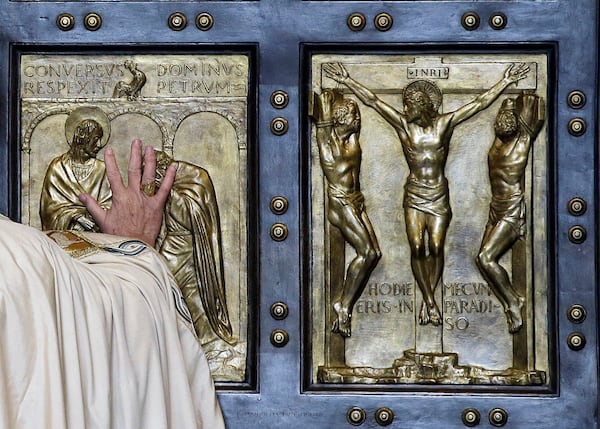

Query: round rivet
<box><xmin>461</xmin><ymin>408</ymin><xmax>481</xmax><ymax>427</ymax></box>
<box><xmin>270</xmin><ymin>196</ymin><xmax>289</xmax><ymax>215</ymax></box>
<box><xmin>168</xmin><ymin>12</ymin><xmax>187</xmax><ymax>31</ymax></box>
<box><xmin>270</xmin><ymin>117</ymin><xmax>289</xmax><ymax>136</ymax></box>
<box><xmin>347</xmin><ymin>12</ymin><xmax>366</xmax><ymax>31</ymax></box>
<box><xmin>84</xmin><ymin>13</ymin><xmax>102</xmax><ymax>31</ymax></box>
<box><xmin>567</xmin><ymin>90</ymin><xmax>586</xmax><ymax>109</ymax></box>
<box><xmin>270</xmin><ymin>329</ymin><xmax>289</xmax><ymax>347</ymax></box>
<box><xmin>195</xmin><ymin>13</ymin><xmax>214</xmax><ymax>31</ymax></box>
<box><xmin>567</xmin><ymin>332</ymin><xmax>586</xmax><ymax>351</ymax></box>
<box><xmin>568</xmin><ymin>225</ymin><xmax>586</xmax><ymax>244</ymax></box>
<box><xmin>374</xmin><ymin>13</ymin><xmax>393</xmax><ymax>31</ymax></box>
<box><xmin>56</xmin><ymin>13</ymin><xmax>75</xmax><ymax>31</ymax></box>
<box><xmin>489</xmin><ymin>12</ymin><xmax>507</xmax><ymax>30</ymax></box>
<box><xmin>568</xmin><ymin>118</ymin><xmax>586</xmax><ymax>136</ymax></box>
<box><xmin>461</xmin><ymin>12</ymin><xmax>480</xmax><ymax>31</ymax></box>
<box><xmin>488</xmin><ymin>408</ymin><xmax>508</xmax><ymax>427</ymax></box>
<box><xmin>374</xmin><ymin>407</ymin><xmax>394</xmax><ymax>426</ymax></box>
<box><xmin>347</xmin><ymin>407</ymin><xmax>366</xmax><ymax>426</ymax></box>
<box><xmin>567</xmin><ymin>197</ymin><xmax>587</xmax><ymax>216</ymax></box>
<box><xmin>270</xmin><ymin>90</ymin><xmax>289</xmax><ymax>109</ymax></box>
<box><xmin>567</xmin><ymin>304</ymin><xmax>587</xmax><ymax>324</ymax></box>
<box><xmin>270</xmin><ymin>223</ymin><xmax>288</xmax><ymax>241</ymax></box>
<box><xmin>270</xmin><ymin>302</ymin><xmax>289</xmax><ymax>320</ymax></box>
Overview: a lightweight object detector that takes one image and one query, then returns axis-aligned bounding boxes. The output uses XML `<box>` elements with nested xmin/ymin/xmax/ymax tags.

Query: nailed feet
<box><xmin>418</xmin><ymin>300</ymin><xmax>442</xmax><ymax>326</ymax></box>
<box><xmin>332</xmin><ymin>301</ymin><xmax>352</xmax><ymax>337</ymax></box>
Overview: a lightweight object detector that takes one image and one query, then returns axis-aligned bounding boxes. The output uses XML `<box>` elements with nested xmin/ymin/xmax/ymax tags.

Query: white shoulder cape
<box><xmin>0</xmin><ymin>215</ymin><xmax>225</xmax><ymax>429</ymax></box>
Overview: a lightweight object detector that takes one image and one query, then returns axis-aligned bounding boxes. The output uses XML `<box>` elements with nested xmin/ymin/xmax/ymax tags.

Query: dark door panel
<box><xmin>0</xmin><ymin>1</ymin><xmax>597</xmax><ymax>428</ymax></box>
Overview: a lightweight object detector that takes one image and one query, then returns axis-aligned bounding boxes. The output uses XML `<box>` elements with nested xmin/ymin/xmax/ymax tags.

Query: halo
<box><xmin>64</xmin><ymin>106</ymin><xmax>111</xmax><ymax>148</ymax></box>
<box><xmin>403</xmin><ymin>80</ymin><xmax>443</xmax><ymax>112</ymax></box>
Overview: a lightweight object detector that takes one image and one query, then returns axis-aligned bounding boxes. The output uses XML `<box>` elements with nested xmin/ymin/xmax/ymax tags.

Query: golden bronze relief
<box><xmin>310</xmin><ymin>54</ymin><xmax>548</xmax><ymax>385</ymax></box>
<box><xmin>309</xmin><ymin>89</ymin><xmax>381</xmax><ymax>338</ymax></box>
<box><xmin>155</xmin><ymin>151</ymin><xmax>236</xmax><ymax>348</ymax></box>
<box><xmin>40</xmin><ymin>106</ymin><xmax>112</xmax><ymax>231</ymax></box>
<box><xmin>20</xmin><ymin>54</ymin><xmax>249</xmax><ymax>382</ymax></box>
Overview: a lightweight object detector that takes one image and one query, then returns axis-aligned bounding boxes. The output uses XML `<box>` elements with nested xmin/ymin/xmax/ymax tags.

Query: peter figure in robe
<box><xmin>40</xmin><ymin>106</ymin><xmax>112</xmax><ymax>231</ymax></box>
<box><xmin>154</xmin><ymin>151</ymin><xmax>235</xmax><ymax>347</ymax></box>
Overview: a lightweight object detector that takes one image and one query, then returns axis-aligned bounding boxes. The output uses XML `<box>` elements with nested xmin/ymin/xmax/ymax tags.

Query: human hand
<box><xmin>79</xmin><ymin>138</ymin><xmax>176</xmax><ymax>246</ymax></box>
<box><xmin>504</xmin><ymin>63</ymin><xmax>530</xmax><ymax>84</ymax></box>
<box><xmin>323</xmin><ymin>62</ymin><xmax>350</xmax><ymax>84</ymax></box>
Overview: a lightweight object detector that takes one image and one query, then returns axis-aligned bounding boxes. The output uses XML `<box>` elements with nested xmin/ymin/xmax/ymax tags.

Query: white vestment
<box><xmin>0</xmin><ymin>215</ymin><xmax>225</xmax><ymax>429</ymax></box>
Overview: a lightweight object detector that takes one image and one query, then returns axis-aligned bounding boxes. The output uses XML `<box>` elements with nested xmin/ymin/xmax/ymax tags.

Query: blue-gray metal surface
<box><xmin>0</xmin><ymin>1</ymin><xmax>597</xmax><ymax>428</ymax></box>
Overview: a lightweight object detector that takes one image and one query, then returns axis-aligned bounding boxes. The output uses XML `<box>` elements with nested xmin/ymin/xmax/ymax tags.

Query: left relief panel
<box><xmin>18</xmin><ymin>52</ymin><xmax>253</xmax><ymax>383</ymax></box>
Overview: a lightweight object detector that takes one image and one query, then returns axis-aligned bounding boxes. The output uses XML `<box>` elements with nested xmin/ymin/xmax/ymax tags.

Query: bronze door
<box><xmin>0</xmin><ymin>1</ymin><xmax>598</xmax><ymax>428</ymax></box>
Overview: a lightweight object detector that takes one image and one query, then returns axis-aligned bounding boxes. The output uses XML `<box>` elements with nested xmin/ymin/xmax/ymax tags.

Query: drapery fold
<box><xmin>0</xmin><ymin>216</ymin><xmax>225</xmax><ymax>429</ymax></box>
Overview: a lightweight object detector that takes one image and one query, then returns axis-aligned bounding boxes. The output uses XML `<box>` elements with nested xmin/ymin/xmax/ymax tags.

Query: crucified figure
<box><xmin>324</xmin><ymin>62</ymin><xmax>529</xmax><ymax>326</ymax></box>
<box><xmin>477</xmin><ymin>91</ymin><xmax>544</xmax><ymax>333</ymax></box>
<box><xmin>310</xmin><ymin>89</ymin><xmax>382</xmax><ymax>337</ymax></box>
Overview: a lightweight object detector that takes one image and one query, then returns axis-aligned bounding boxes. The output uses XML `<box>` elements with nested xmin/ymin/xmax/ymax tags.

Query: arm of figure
<box><xmin>323</xmin><ymin>63</ymin><xmax>404</xmax><ymax>129</ymax></box>
<box><xmin>79</xmin><ymin>138</ymin><xmax>176</xmax><ymax>246</ymax></box>
<box><xmin>310</xmin><ymin>89</ymin><xmax>340</xmax><ymax>156</ymax></box>
<box><xmin>448</xmin><ymin>63</ymin><xmax>530</xmax><ymax>128</ymax></box>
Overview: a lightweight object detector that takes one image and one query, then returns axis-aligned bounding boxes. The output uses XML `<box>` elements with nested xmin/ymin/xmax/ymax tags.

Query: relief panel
<box><xmin>19</xmin><ymin>52</ymin><xmax>251</xmax><ymax>383</ymax></box>
<box><xmin>308</xmin><ymin>53</ymin><xmax>550</xmax><ymax>387</ymax></box>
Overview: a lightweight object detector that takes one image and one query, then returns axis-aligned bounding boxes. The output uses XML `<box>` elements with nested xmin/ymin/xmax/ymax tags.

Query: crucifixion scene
<box><xmin>309</xmin><ymin>54</ymin><xmax>549</xmax><ymax>386</ymax></box>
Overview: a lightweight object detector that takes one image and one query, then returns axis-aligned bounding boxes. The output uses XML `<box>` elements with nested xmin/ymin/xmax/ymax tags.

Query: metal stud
<box><xmin>567</xmin><ymin>304</ymin><xmax>586</xmax><ymax>324</ymax></box>
<box><xmin>374</xmin><ymin>407</ymin><xmax>394</xmax><ymax>426</ymax></box>
<box><xmin>56</xmin><ymin>13</ymin><xmax>75</xmax><ymax>31</ymax></box>
<box><xmin>270</xmin><ymin>329</ymin><xmax>289</xmax><ymax>347</ymax></box>
<box><xmin>84</xmin><ymin>13</ymin><xmax>102</xmax><ymax>31</ymax></box>
<box><xmin>347</xmin><ymin>12</ymin><xmax>366</xmax><ymax>31</ymax></box>
<box><xmin>488</xmin><ymin>408</ymin><xmax>508</xmax><ymax>427</ymax></box>
<box><xmin>461</xmin><ymin>12</ymin><xmax>480</xmax><ymax>31</ymax></box>
<box><xmin>567</xmin><ymin>90</ymin><xmax>586</xmax><ymax>109</ymax></box>
<box><xmin>196</xmin><ymin>13</ymin><xmax>214</xmax><ymax>31</ymax></box>
<box><xmin>567</xmin><ymin>332</ymin><xmax>586</xmax><ymax>351</ymax></box>
<box><xmin>270</xmin><ymin>302</ymin><xmax>289</xmax><ymax>321</ymax></box>
<box><xmin>461</xmin><ymin>408</ymin><xmax>481</xmax><ymax>427</ymax></box>
<box><xmin>374</xmin><ymin>13</ymin><xmax>393</xmax><ymax>32</ymax></box>
<box><xmin>270</xmin><ymin>223</ymin><xmax>288</xmax><ymax>242</ymax></box>
<box><xmin>568</xmin><ymin>118</ymin><xmax>586</xmax><ymax>136</ymax></box>
<box><xmin>270</xmin><ymin>117</ymin><xmax>289</xmax><ymax>136</ymax></box>
<box><xmin>270</xmin><ymin>90</ymin><xmax>289</xmax><ymax>109</ymax></box>
<box><xmin>567</xmin><ymin>197</ymin><xmax>587</xmax><ymax>216</ymax></box>
<box><xmin>489</xmin><ymin>12</ymin><xmax>507</xmax><ymax>30</ymax></box>
<box><xmin>347</xmin><ymin>407</ymin><xmax>366</xmax><ymax>426</ymax></box>
<box><xmin>168</xmin><ymin>12</ymin><xmax>187</xmax><ymax>31</ymax></box>
<box><xmin>568</xmin><ymin>225</ymin><xmax>586</xmax><ymax>244</ymax></box>
<box><xmin>270</xmin><ymin>196</ymin><xmax>289</xmax><ymax>215</ymax></box>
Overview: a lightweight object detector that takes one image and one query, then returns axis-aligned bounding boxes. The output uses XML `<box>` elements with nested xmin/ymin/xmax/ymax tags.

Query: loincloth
<box><xmin>403</xmin><ymin>177</ymin><xmax>452</xmax><ymax>218</ymax></box>
<box><xmin>328</xmin><ymin>184</ymin><xmax>365</xmax><ymax>212</ymax></box>
<box><xmin>487</xmin><ymin>193</ymin><xmax>526</xmax><ymax>237</ymax></box>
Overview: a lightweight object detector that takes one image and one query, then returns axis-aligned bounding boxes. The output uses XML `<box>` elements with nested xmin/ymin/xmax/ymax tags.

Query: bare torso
<box><xmin>396</xmin><ymin>115</ymin><xmax>452</xmax><ymax>186</ymax></box>
<box><xmin>487</xmin><ymin>133</ymin><xmax>531</xmax><ymax>198</ymax></box>
<box><xmin>318</xmin><ymin>132</ymin><xmax>361</xmax><ymax>193</ymax></box>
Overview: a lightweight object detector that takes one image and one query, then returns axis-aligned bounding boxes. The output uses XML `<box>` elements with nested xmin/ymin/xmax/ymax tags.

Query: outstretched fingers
<box><xmin>103</xmin><ymin>148</ymin><xmax>125</xmax><ymax>195</ymax></box>
<box><xmin>154</xmin><ymin>165</ymin><xmax>176</xmax><ymax>204</ymax></box>
<box><xmin>323</xmin><ymin>62</ymin><xmax>348</xmax><ymax>82</ymax></box>
<box><xmin>127</xmin><ymin>138</ymin><xmax>144</xmax><ymax>187</ymax></box>
<box><xmin>141</xmin><ymin>145</ymin><xmax>157</xmax><ymax>187</ymax></box>
<box><xmin>507</xmin><ymin>62</ymin><xmax>530</xmax><ymax>82</ymax></box>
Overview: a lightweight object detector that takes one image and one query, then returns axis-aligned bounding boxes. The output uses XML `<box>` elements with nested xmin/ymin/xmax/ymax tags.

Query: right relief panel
<box><xmin>307</xmin><ymin>52</ymin><xmax>551</xmax><ymax>389</ymax></box>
